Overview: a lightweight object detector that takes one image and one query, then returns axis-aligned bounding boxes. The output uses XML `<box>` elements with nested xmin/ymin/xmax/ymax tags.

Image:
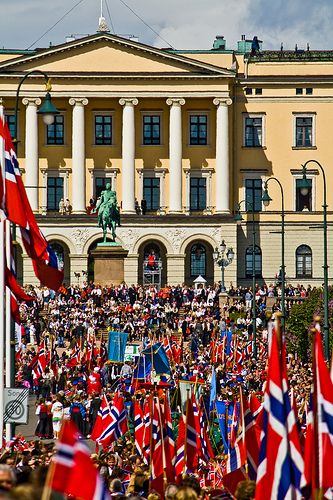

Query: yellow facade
<box><xmin>0</xmin><ymin>32</ymin><xmax>332</xmax><ymax>287</ymax></box>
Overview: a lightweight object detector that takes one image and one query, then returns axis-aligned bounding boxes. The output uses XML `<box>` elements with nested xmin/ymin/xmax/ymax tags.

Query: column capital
<box><xmin>22</xmin><ymin>97</ymin><xmax>41</xmax><ymax>106</ymax></box>
<box><xmin>166</xmin><ymin>97</ymin><xmax>185</xmax><ymax>107</ymax></box>
<box><xmin>213</xmin><ymin>97</ymin><xmax>232</xmax><ymax>107</ymax></box>
<box><xmin>119</xmin><ymin>97</ymin><xmax>138</xmax><ymax>106</ymax></box>
<box><xmin>69</xmin><ymin>97</ymin><xmax>88</xmax><ymax>106</ymax></box>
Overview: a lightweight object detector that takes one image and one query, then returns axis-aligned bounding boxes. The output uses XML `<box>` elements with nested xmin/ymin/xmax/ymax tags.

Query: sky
<box><xmin>1</xmin><ymin>0</ymin><xmax>333</xmax><ymax>52</ymax></box>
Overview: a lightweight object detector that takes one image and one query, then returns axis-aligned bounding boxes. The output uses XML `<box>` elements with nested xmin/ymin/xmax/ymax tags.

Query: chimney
<box><xmin>212</xmin><ymin>35</ymin><xmax>226</xmax><ymax>51</ymax></box>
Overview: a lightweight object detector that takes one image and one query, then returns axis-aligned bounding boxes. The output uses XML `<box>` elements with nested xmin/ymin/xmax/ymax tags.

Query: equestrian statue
<box><xmin>92</xmin><ymin>183</ymin><xmax>120</xmax><ymax>242</ymax></box>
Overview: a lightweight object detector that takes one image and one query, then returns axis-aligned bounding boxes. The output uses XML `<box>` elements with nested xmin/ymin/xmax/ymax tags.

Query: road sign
<box><xmin>4</xmin><ymin>388</ymin><xmax>29</xmax><ymax>424</ymax></box>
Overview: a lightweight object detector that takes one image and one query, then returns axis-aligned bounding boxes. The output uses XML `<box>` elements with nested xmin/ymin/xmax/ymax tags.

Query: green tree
<box><xmin>286</xmin><ymin>287</ymin><xmax>333</xmax><ymax>361</ymax></box>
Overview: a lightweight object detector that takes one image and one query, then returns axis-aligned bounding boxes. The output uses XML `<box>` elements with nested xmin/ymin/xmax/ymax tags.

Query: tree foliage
<box><xmin>286</xmin><ymin>287</ymin><xmax>333</xmax><ymax>361</ymax></box>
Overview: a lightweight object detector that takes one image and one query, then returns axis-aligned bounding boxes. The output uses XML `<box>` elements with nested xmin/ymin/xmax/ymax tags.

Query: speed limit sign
<box><xmin>4</xmin><ymin>388</ymin><xmax>29</xmax><ymax>424</ymax></box>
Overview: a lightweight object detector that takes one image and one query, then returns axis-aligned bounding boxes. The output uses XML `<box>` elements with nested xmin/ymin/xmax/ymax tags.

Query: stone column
<box><xmin>119</xmin><ymin>98</ymin><xmax>138</xmax><ymax>214</ymax></box>
<box><xmin>23</xmin><ymin>97</ymin><xmax>41</xmax><ymax>212</ymax></box>
<box><xmin>166</xmin><ymin>98</ymin><xmax>185</xmax><ymax>213</ymax></box>
<box><xmin>213</xmin><ymin>98</ymin><xmax>232</xmax><ymax>213</ymax></box>
<box><xmin>69</xmin><ymin>98</ymin><xmax>88</xmax><ymax>213</ymax></box>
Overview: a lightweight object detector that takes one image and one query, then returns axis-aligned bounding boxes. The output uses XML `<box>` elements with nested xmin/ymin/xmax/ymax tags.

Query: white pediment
<box><xmin>0</xmin><ymin>33</ymin><xmax>234</xmax><ymax>77</ymax></box>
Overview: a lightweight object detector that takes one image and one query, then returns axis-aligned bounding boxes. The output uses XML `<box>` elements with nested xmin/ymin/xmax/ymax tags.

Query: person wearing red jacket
<box><xmin>87</xmin><ymin>367</ymin><xmax>102</xmax><ymax>395</ymax></box>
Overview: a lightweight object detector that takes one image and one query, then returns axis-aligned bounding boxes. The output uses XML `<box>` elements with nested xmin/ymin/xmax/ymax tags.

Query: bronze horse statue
<box><xmin>93</xmin><ymin>184</ymin><xmax>120</xmax><ymax>242</ymax></box>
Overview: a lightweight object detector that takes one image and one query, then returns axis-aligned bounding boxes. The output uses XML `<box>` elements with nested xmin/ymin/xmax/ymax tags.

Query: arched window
<box><xmin>245</xmin><ymin>245</ymin><xmax>262</xmax><ymax>277</ymax></box>
<box><xmin>296</xmin><ymin>245</ymin><xmax>312</xmax><ymax>278</ymax></box>
<box><xmin>49</xmin><ymin>243</ymin><xmax>64</xmax><ymax>271</ymax></box>
<box><xmin>191</xmin><ymin>243</ymin><xmax>206</xmax><ymax>277</ymax></box>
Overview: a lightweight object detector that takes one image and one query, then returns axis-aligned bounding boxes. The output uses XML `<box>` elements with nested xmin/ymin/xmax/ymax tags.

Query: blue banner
<box><xmin>133</xmin><ymin>355</ymin><xmax>152</xmax><ymax>379</ymax></box>
<box><xmin>141</xmin><ymin>342</ymin><xmax>171</xmax><ymax>374</ymax></box>
<box><xmin>215</xmin><ymin>400</ymin><xmax>238</xmax><ymax>452</ymax></box>
<box><xmin>108</xmin><ymin>331</ymin><xmax>128</xmax><ymax>362</ymax></box>
<box><xmin>226</xmin><ymin>329</ymin><xmax>233</xmax><ymax>355</ymax></box>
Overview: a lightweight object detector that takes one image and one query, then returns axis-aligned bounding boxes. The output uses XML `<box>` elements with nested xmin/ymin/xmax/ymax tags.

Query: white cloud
<box><xmin>0</xmin><ymin>0</ymin><xmax>333</xmax><ymax>51</ymax></box>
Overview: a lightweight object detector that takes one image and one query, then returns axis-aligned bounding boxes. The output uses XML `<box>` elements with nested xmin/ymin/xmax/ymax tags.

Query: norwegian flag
<box><xmin>301</xmin><ymin>331</ymin><xmax>333</xmax><ymax>497</ymax></box>
<box><xmin>198</xmin><ymin>397</ymin><xmax>214</xmax><ymax>463</ymax></box>
<box><xmin>163</xmin><ymin>395</ymin><xmax>176</xmax><ymax>481</ymax></box>
<box><xmin>226</xmin><ymin>394</ymin><xmax>246</xmax><ymax>474</ymax></box>
<box><xmin>49</xmin><ymin>420</ymin><xmax>110</xmax><ymax>500</ymax></box>
<box><xmin>150</xmin><ymin>396</ymin><xmax>165</xmax><ymax>495</ymax></box>
<box><xmin>163</xmin><ymin>337</ymin><xmax>173</xmax><ymax>359</ymax></box>
<box><xmin>29</xmin><ymin>345</ymin><xmax>47</xmax><ymax>380</ymax></box>
<box><xmin>94</xmin><ymin>393</ymin><xmax>128</xmax><ymax>448</ymax></box>
<box><xmin>256</xmin><ymin>330</ymin><xmax>304</xmax><ymax>499</ymax></box>
<box><xmin>5</xmin><ymin>434</ymin><xmax>28</xmax><ymax>452</ymax></box>
<box><xmin>142</xmin><ymin>395</ymin><xmax>152</xmax><ymax>465</ymax></box>
<box><xmin>246</xmin><ymin>342</ymin><xmax>253</xmax><ymax>358</ymax></box>
<box><xmin>0</xmin><ymin>120</ymin><xmax>63</xmax><ymax>290</ymax></box>
<box><xmin>97</xmin><ymin>342</ymin><xmax>108</xmax><ymax>367</ymax></box>
<box><xmin>181</xmin><ymin>393</ymin><xmax>200</xmax><ymax>473</ymax></box>
<box><xmin>244</xmin><ymin>394</ymin><xmax>260</xmax><ymax>480</ymax></box>
<box><xmin>66</xmin><ymin>344</ymin><xmax>81</xmax><ymax>368</ymax></box>
<box><xmin>235</xmin><ymin>344</ymin><xmax>244</xmax><ymax>366</ymax></box>
<box><xmin>133</xmin><ymin>398</ymin><xmax>145</xmax><ymax>456</ymax></box>
<box><xmin>47</xmin><ymin>347</ymin><xmax>58</xmax><ymax>376</ymax></box>
<box><xmin>90</xmin><ymin>395</ymin><xmax>113</xmax><ymax>447</ymax></box>
<box><xmin>175</xmin><ymin>413</ymin><xmax>186</xmax><ymax>479</ymax></box>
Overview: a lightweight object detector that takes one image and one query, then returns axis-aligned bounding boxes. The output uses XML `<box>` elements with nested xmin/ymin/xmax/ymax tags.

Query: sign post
<box><xmin>4</xmin><ymin>388</ymin><xmax>29</xmax><ymax>424</ymax></box>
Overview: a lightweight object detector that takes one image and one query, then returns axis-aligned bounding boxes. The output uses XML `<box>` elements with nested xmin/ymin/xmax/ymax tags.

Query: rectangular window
<box><xmin>245</xmin><ymin>178</ymin><xmax>262</xmax><ymax>212</ymax></box>
<box><xmin>255</xmin><ymin>88</ymin><xmax>262</xmax><ymax>95</ymax></box>
<box><xmin>245</xmin><ymin>88</ymin><xmax>253</xmax><ymax>95</ymax></box>
<box><xmin>190</xmin><ymin>177</ymin><xmax>206</xmax><ymax>210</ymax></box>
<box><xmin>143</xmin><ymin>115</ymin><xmax>160</xmax><ymax>145</ymax></box>
<box><xmin>295</xmin><ymin>116</ymin><xmax>313</xmax><ymax>147</ymax></box>
<box><xmin>244</xmin><ymin>116</ymin><xmax>262</xmax><ymax>147</ymax></box>
<box><xmin>306</xmin><ymin>88</ymin><xmax>313</xmax><ymax>95</ymax></box>
<box><xmin>190</xmin><ymin>115</ymin><xmax>208</xmax><ymax>145</ymax></box>
<box><xmin>143</xmin><ymin>177</ymin><xmax>160</xmax><ymax>210</ymax></box>
<box><xmin>95</xmin><ymin>115</ymin><xmax>112</xmax><ymax>145</ymax></box>
<box><xmin>296</xmin><ymin>88</ymin><xmax>303</xmax><ymax>95</ymax></box>
<box><xmin>95</xmin><ymin>177</ymin><xmax>108</xmax><ymax>199</ymax></box>
<box><xmin>47</xmin><ymin>177</ymin><xmax>64</xmax><ymax>210</ymax></box>
<box><xmin>5</xmin><ymin>115</ymin><xmax>16</xmax><ymax>140</ymax></box>
<box><xmin>296</xmin><ymin>178</ymin><xmax>312</xmax><ymax>211</ymax></box>
<box><xmin>47</xmin><ymin>115</ymin><xmax>64</xmax><ymax>145</ymax></box>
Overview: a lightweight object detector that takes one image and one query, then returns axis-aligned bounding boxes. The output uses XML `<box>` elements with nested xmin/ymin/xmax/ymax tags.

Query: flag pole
<box><xmin>0</xmin><ymin>103</ymin><xmax>6</xmax><ymax>448</ymax></box>
<box><xmin>5</xmin><ymin>219</ymin><xmax>12</xmax><ymax>442</ymax></box>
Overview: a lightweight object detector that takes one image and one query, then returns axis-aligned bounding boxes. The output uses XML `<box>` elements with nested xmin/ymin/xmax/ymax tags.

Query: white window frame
<box><xmin>4</xmin><ymin>112</ymin><xmax>18</xmax><ymax>140</ymax></box>
<box><xmin>188</xmin><ymin>111</ymin><xmax>210</xmax><ymax>146</ymax></box>
<box><xmin>292</xmin><ymin>172</ymin><xmax>316</xmax><ymax>212</ymax></box>
<box><xmin>92</xmin><ymin>111</ymin><xmax>114</xmax><ymax>146</ymax></box>
<box><xmin>292</xmin><ymin>112</ymin><xmax>316</xmax><ymax>148</ymax></box>
<box><xmin>141</xmin><ymin>111</ymin><xmax>163</xmax><ymax>146</ymax></box>
<box><xmin>137</xmin><ymin>168</ymin><xmax>166</xmax><ymax>214</ymax></box>
<box><xmin>44</xmin><ymin>112</ymin><xmax>66</xmax><ymax>146</ymax></box>
<box><xmin>89</xmin><ymin>168</ymin><xmax>118</xmax><ymax>198</ymax></box>
<box><xmin>40</xmin><ymin>168</ymin><xmax>70</xmax><ymax>214</ymax></box>
<box><xmin>243</xmin><ymin>113</ymin><xmax>266</xmax><ymax>148</ymax></box>
<box><xmin>241</xmin><ymin>171</ymin><xmax>266</xmax><ymax>211</ymax></box>
<box><xmin>184</xmin><ymin>168</ymin><xmax>212</xmax><ymax>214</ymax></box>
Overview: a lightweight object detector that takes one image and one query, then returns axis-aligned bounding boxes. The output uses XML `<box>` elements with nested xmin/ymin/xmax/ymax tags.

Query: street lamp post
<box><xmin>13</xmin><ymin>70</ymin><xmax>60</xmax><ymax>149</ymax></box>
<box><xmin>262</xmin><ymin>177</ymin><xmax>286</xmax><ymax>331</ymax></box>
<box><xmin>234</xmin><ymin>200</ymin><xmax>257</xmax><ymax>358</ymax></box>
<box><xmin>7</xmin><ymin>71</ymin><xmax>59</xmax><ymax>439</ymax></box>
<box><xmin>298</xmin><ymin>161</ymin><xmax>329</xmax><ymax>359</ymax></box>
<box><xmin>213</xmin><ymin>240</ymin><xmax>235</xmax><ymax>293</ymax></box>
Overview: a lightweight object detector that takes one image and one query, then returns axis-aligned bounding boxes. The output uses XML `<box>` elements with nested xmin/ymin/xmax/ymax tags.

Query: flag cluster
<box><xmin>0</xmin><ymin>117</ymin><xmax>63</xmax><ymax>291</ymax></box>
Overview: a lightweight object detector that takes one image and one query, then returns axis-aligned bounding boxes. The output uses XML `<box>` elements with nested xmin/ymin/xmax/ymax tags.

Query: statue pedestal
<box><xmin>91</xmin><ymin>244</ymin><xmax>129</xmax><ymax>285</ymax></box>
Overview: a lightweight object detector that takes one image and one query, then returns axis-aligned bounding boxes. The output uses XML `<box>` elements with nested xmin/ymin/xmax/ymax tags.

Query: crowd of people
<box><xmin>0</xmin><ymin>280</ymin><xmax>316</xmax><ymax>499</ymax></box>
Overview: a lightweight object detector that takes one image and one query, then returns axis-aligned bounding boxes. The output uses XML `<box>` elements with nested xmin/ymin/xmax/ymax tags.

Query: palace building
<box><xmin>0</xmin><ymin>28</ymin><xmax>332</xmax><ymax>287</ymax></box>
